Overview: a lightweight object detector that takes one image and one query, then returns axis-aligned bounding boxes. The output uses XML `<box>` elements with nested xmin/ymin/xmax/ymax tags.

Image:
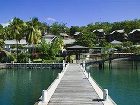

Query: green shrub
<box><xmin>0</xmin><ymin>51</ymin><xmax>15</xmax><ymax>63</ymax></box>
<box><xmin>18</xmin><ymin>53</ymin><xmax>30</xmax><ymax>63</ymax></box>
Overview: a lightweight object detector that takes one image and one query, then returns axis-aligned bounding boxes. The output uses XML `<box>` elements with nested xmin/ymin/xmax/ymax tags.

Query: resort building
<box><xmin>128</xmin><ymin>29</ymin><xmax>140</xmax><ymax>43</ymax></box>
<box><xmin>108</xmin><ymin>29</ymin><xmax>127</xmax><ymax>42</ymax></box>
<box><xmin>42</xmin><ymin>34</ymin><xmax>56</xmax><ymax>43</ymax></box>
<box><xmin>73</xmin><ymin>32</ymin><xmax>82</xmax><ymax>38</ymax></box>
<box><xmin>4</xmin><ymin>34</ymin><xmax>57</xmax><ymax>53</ymax></box>
<box><xmin>65</xmin><ymin>44</ymin><xmax>105</xmax><ymax>62</ymax></box>
<box><xmin>60</xmin><ymin>33</ymin><xmax>69</xmax><ymax>39</ymax></box>
<box><xmin>110</xmin><ymin>40</ymin><xmax>122</xmax><ymax>45</ymax></box>
<box><xmin>93</xmin><ymin>29</ymin><xmax>105</xmax><ymax>39</ymax></box>
<box><xmin>4</xmin><ymin>39</ymin><xmax>27</xmax><ymax>52</ymax></box>
<box><xmin>63</xmin><ymin>38</ymin><xmax>75</xmax><ymax>46</ymax></box>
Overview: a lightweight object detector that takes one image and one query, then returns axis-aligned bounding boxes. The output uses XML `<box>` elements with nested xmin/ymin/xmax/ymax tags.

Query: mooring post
<box><xmin>83</xmin><ymin>61</ymin><xmax>86</xmax><ymax>71</ymax></box>
<box><xmin>63</xmin><ymin>60</ymin><xmax>65</xmax><ymax>70</ymax></box>
<box><xmin>103</xmin><ymin>89</ymin><xmax>108</xmax><ymax>101</ymax></box>
<box><xmin>42</xmin><ymin>90</ymin><xmax>47</xmax><ymax>103</ymax></box>
<box><xmin>88</xmin><ymin>72</ymin><xmax>90</xmax><ymax>79</ymax></box>
<box><xmin>57</xmin><ymin>73</ymin><xmax>61</xmax><ymax>79</ymax></box>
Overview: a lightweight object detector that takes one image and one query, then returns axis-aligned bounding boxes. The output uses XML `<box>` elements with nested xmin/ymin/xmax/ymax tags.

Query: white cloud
<box><xmin>47</xmin><ymin>17</ymin><xmax>56</xmax><ymax>22</ymax></box>
<box><xmin>1</xmin><ymin>19</ymin><xmax>13</xmax><ymax>27</ymax></box>
<box><xmin>1</xmin><ymin>22</ymin><xmax>9</xmax><ymax>27</ymax></box>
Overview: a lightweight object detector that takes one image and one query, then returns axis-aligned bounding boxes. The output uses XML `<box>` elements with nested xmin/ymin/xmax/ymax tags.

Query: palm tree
<box><xmin>25</xmin><ymin>18</ymin><xmax>41</xmax><ymax>61</ymax></box>
<box><xmin>39</xmin><ymin>22</ymin><xmax>48</xmax><ymax>35</ymax></box>
<box><xmin>8</xmin><ymin>17</ymin><xmax>26</xmax><ymax>62</ymax></box>
<box><xmin>0</xmin><ymin>39</ymin><xmax>4</xmax><ymax>51</ymax></box>
<box><xmin>26</xmin><ymin>18</ymin><xmax>41</xmax><ymax>44</ymax></box>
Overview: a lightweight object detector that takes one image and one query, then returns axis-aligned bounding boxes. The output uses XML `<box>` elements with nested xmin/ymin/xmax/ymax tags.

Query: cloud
<box><xmin>1</xmin><ymin>19</ymin><xmax>13</xmax><ymax>27</ymax></box>
<box><xmin>47</xmin><ymin>17</ymin><xmax>56</xmax><ymax>22</ymax></box>
<box><xmin>1</xmin><ymin>22</ymin><xmax>9</xmax><ymax>27</ymax></box>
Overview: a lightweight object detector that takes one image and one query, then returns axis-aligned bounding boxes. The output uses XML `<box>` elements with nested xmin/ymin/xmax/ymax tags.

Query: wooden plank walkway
<box><xmin>47</xmin><ymin>64</ymin><xmax>103</xmax><ymax>105</ymax></box>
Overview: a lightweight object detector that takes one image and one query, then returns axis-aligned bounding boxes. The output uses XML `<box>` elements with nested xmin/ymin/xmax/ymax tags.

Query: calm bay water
<box><xmin>88</xmin><ymin>60</ymin><xmax>140</xmax><ymax>105</ymax></box>
<box><xmin>0</xmin><ymin>68</ymin><xmax>61</xmax><ymax>105</ymax></box>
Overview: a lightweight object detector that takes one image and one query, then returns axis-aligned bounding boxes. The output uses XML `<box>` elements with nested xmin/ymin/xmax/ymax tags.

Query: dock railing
<box><xmin>4</xmin><ymin>62</ymin><xmax>63</xmax><ymax>69</ymax></box>
<box><xmin>37</xmin><ymin>61</ymin><xmax>69</xmax><ymax>105</ymax></box>
<box><xmin>81</xmin><ymin>61</ymin><xmax>117</xmax><ymax>105</ymax></box>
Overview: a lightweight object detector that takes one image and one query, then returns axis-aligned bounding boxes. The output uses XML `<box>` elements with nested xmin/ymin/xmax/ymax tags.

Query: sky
<box><xmin>0</xmin><ymin>0</ymin><xmax>140</xmax><ymax>26</ymax></box>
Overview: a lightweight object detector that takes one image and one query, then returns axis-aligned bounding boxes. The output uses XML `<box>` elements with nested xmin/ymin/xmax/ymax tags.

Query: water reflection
<box><xmin>29</xmin><ymin>71</ymin><xmax>32</xmax><ymax>81</ymax></box>
<box><xmin>12</xmin><ymin>70</ymin><xmax>15</xmax><ymax>76</ymax></box>
<box><xmin>0</xmin><ymin>68</ymin><xmax>61</xmax><ymax>105</ymax></box>
<box><xmin>88</xmin><ymin>60</ymin><xmax>140</xmax><ymax>105</ymax></box>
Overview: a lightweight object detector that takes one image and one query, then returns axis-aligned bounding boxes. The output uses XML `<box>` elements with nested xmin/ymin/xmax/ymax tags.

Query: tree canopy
<box><xmin>1</xmin><ymin>17</ymin><xmax>140</xmax><ymax>62</ymax></box>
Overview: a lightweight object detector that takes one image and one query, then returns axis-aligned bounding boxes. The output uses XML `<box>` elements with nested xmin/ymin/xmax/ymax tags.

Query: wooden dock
<box><xmin>48</xmin><ymin>64</ymin><xmax>103</xmax><ymax>105</ymax></box>
<box><xmin>37</xmin><ymin>63</ymin><xmax>116</xmax><ymax>105</ymax></box>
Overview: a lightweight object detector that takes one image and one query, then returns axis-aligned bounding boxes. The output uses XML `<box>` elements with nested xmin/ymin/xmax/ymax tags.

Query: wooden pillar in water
<box><xmin>135</xmin><ymin>60</ymin><xmax>138</xmax><ymax>70</ymax></box>
<box><xmin>99</xmin><ymin>62</ymin><xmax>102</xmax><ymax>70</ymax></box>
<box><xmin>102</xmin><ymin>62</ymin><xmax>104</xmax><ymax>69</ymax></box>
<box><xmin>109</xmin><ymin>59</ymin><xmax>112</xmax><ymax>69</ymax></box>
<box><xmin>108</xmin><ymin>54</ymin><xmax>112</xmax><ymax>69</ymax></box>
<box><xmin>132</xmin><ymin>59</ymin><xmax>134</xmax><ymax>70</ymax></box>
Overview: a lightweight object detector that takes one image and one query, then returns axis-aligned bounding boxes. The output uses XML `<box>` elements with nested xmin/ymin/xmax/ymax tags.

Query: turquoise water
<box><xmin>0</xmin><ymin>68</ymin><xmax>61</xmax><ymax>105</ymax></box>
<box><xmin>88</xmin><ymin>60</ymin><xmax>140</xmax><ymax>105</ymax></box>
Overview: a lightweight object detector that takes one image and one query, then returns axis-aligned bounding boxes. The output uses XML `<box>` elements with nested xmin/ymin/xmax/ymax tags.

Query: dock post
<box><xmin>57</xmin><ymin>73</ymin><xmax>61</xmax><ymax>79</ymax></box>
<box><xmin>83</xmin><ymin>61</ymin><xmax>86</xmax><ymax>71</ymax></box>
<box><xmin>63</xmin><ymin>60</ymin><xmax>65</xmax><ymax>70</ymax></box>
<box><xmin>103</xmin><ymin>89</ymin><xmax>108</xmax><ymax>101</ymax></box>
<box><xmin>102</xmin><ymin>62</ymin><xmax>104</xmax><ymax>69</ymax></box>
<box><xmin>42</xmin><ymin>90</ymin><xmax>47</xmax><ymax>103</ymax></box>
<box><xmin>88</xmin><ymin>72</ymin><xmax>90</xmax><ymax>79</ymax></box>
<box><xmin>99</xmin><ymin>62</ymin><xmax>102</xmax><ymax>70</ymax></box>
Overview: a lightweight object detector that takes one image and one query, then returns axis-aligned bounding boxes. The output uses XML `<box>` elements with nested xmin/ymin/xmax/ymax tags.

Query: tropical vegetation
<box><xmin>1</xmin><ymin>18</ymin><xmax>140</xmax><ymax>62</ymax></box>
